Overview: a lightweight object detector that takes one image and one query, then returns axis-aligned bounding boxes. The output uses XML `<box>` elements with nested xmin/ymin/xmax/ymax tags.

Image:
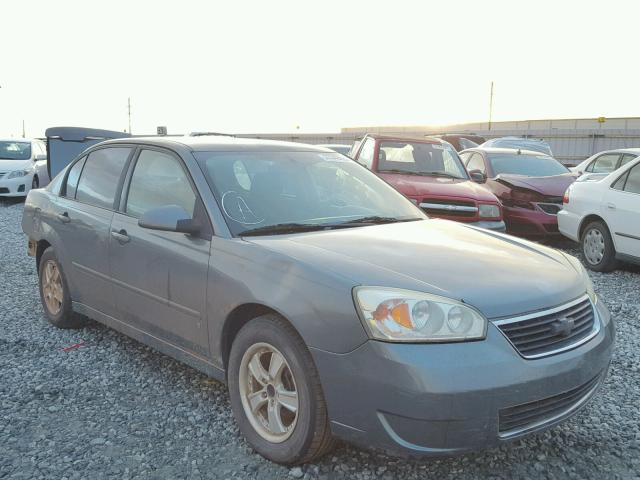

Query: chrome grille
<box><xmin>419</xmin><ymin>199</ymin><xmax>477</xmax><ymax>218</ymax></box>
<box><xmin>499</xmin><ymin>372</ymin><xmax>602</xmax><ymax>436</ymax></box>
<box><xmin>495</xmin><ymin>296</ymin><xmax>598</xmax><ymax>359</ymax></box>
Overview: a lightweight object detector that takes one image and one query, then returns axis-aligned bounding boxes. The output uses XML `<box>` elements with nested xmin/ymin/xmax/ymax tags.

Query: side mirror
<box><xmin>138</xmin><ymin>205</ymin><xmax>200</xmax><ymax>234</ymax></box>
<box><xmin>469</xmin><ymin>170</ymin><xmax>487</xmax><ymax>183</ymax></box>
<box><xmin>34</xmin><ymin>154</ymin><xmax>47</xmax><ymax>161</ymax></box>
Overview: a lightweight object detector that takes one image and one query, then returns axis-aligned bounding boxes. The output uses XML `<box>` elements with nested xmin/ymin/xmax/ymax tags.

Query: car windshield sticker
<box><xmin>221</xmin><ymin>191</ymin><xmax>264</xmax><ymax>225</ymax></box>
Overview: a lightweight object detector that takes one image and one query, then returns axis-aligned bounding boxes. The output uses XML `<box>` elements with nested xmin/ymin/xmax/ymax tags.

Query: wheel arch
<box><xmin>220</xmin><ymin>303</ymin><xmax>303</xmax><ymax>375</ymax></box>
<box><xmin>579</xmin><ymin>214</ymin><xmax>610</xmax><ymax>240</ymax></box>
<box><xmin>35</xmin><ymin>239</ymin><xmax>52</xmax><ymax>272</ymax></box>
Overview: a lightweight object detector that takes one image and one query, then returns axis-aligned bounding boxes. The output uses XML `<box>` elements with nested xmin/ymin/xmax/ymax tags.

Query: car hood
<box><xmin>379</xmin><ymin>173</ymin><xmax>498</xmax><ymax>203</ymax></box>
<box><xmin>247</xmin><ymin>220</ymin><xmax>586</xmax><ymax>319</ymax></box>
<box><xmin>0</xmin><ymin>159</ymin><xmax>31</xmax><ymax>172</ymax></box>
<box><xmin>496</xmin><ymin>173</ymin><xmax>576</xmax><ymax>197</ymax></box>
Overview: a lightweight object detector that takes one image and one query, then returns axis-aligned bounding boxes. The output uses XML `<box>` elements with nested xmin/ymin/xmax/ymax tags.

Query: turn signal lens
<box><xmin>354</xmin><ymin>287</ymin><xmax>487</xmax><ymax>342</ymax></box>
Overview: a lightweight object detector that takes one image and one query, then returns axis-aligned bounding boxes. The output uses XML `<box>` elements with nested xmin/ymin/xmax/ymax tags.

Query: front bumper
<box><xmin>311</xmin><ymin>300</ymin><xmax>614</xmax><ymax>457</ymax></box>
<box><xmin>0</xmin><ymin>174</ymin><xmax>32</xmax><ymax>197</ymax></box>
<box><xmin>504</xmin><ymin>206</ymin><xmax>560</xmax><ymax>236</ymax></box>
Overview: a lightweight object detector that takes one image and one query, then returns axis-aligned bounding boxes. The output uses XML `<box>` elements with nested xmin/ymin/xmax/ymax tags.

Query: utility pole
<box><xmin>127</xmin><ymin>97</ymin><xmax>132</xmax><ymax>134</ymax></box>
<box><xmin>22</xmin><ymin>120</ymin><xmax>25</xmax><ymax>138</ymax></box>
<box><xmin>488</xmin><ymin>81</ymin><xmax>494</xmax><ymax>131</ymax></box>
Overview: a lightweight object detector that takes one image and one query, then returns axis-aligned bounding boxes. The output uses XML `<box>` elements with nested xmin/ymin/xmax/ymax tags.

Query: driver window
<box><xmin>467</xmin><ymin>153</ymin><xmax>486</xmax><ymax>174</ymax></box>
<box><xmin>126</xmin><ymin>150</ymin><xmax>196</xmax><ymax>219</ymax></box>
<box><xmin>357</xmin><ymin>139</ymin><xmax>375</xmax><ymax>169</ymax></box>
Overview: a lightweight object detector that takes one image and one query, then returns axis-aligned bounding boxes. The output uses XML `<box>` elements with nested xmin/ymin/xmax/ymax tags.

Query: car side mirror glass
<box><xmin>138</xmin><ymin>205</ymin><xmax>200</xmax><ymax>234</ymax></box>
<box><xmin>469</xmin><ymin>170</ymin><xmax>487</xmax><ymax>183</ymax></box>
<box><xmin>35</xmin><ymin>154</ymin><xmax>47</xmax><ymax>161</ymax></box>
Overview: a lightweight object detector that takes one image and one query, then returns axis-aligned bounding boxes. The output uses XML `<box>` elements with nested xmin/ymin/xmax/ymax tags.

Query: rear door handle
<box><xmin>56</xmin><ymin>212</ymin><xmax>70</xmax><ymax>223</ymax></box>
<box><xmin>606</xmin><ymin>202</ymin><xmax>616</xmax><ymax>210</ymax></box>
<box><xmin>111</xmin><ymin>229</ymin><xmax>130</xmax><ymax>244</ymax></box>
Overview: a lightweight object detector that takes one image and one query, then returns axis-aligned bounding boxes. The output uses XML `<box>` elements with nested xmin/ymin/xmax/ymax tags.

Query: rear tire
<box><xmin>227</xmin><ymin>314</ymin><xmax>335</xmax><ymax>464</ymax></box>
<box><xmin>38</xmin><ymin>247</ymin><xmax>86</xmax><ymax>329</ymax></box>
<box><xmin>581</xmin><ymin>221</ymin><xmax>617</xmax><ymax>272</ymax></box>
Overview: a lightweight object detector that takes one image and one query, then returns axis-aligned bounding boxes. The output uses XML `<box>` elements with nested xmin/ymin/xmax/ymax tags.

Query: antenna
<box><xmin>127</xmin><ymin>97</ymin><xmax>132</xmax><ymax>134</ymax></box>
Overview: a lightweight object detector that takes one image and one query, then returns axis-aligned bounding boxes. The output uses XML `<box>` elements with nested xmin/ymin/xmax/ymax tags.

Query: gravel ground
<box><xmin>1</xmin><ymin>198</ymin><xmax>639</xmax><ymax>480</ymax></box>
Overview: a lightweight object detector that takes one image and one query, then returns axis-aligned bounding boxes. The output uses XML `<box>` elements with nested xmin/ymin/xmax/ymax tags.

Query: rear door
<box><xmin>108</xmin><ymin>147</ymin><xmax>212</xmax><ymax>356</ymax></box>
<box><xmin>603</xmin><ymin>161</ymin><xmax>640</xmax><ymax>258</ymax></box>
<box><xmin>52</xmin><ymin>146</ymin><xmax>133</xmax><ymax>317</ymax></box>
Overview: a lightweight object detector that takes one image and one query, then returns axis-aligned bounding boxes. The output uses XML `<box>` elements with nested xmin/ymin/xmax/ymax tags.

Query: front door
<box><xmin>108</xmin><ymin>148</ymin><xmax>211</xmax><ymax>356</ymax></box>
<box><xmin>603</xmin><ymin>162</ymin><xmax>640</xmax><ymax>258</ymax></box>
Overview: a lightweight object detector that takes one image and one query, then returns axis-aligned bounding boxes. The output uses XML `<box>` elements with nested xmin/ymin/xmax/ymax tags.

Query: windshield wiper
<box><xmin>240</xmin><ymin>223</ymin><xmax>330</xmax><ymax>236</ymax></box>
<box><xmin>329</xmin><ymin>216</ymin><xmax>423</xmax><ymax>227</ymax></box>
<box><xmin>422</xmin><ymin>171</ymin><xmax>464</xmax><ymax>179</ymax></box>
<box><xmin>240</xmin><ymin>216</ymin><xmax>423</xmax><ymax>236</ymax></box>
<box><xmin>378</xmin><ymin>169</ymin><xmax>425</xmax><ymax>176</ymax></box>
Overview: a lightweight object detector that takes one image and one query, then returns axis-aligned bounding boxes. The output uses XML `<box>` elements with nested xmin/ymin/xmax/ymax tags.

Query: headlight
<box><xmin>354</xmin><ymin>287</ymin><xmax>487</xmax><ymax>342</ymax></box>
<box><xmin>7</xmin><ymin>170</ymin><xmax>29</xmax><ymax>179</ymax></box>
<box><xmin>563</xmin><ymin>253</ymin><xmax>597</xmax><ymax>304</ymax></box>
<box><xmin>478</xmin><ymin>204</ymin><xmax>500</xmax><ymax>218</ymax></box>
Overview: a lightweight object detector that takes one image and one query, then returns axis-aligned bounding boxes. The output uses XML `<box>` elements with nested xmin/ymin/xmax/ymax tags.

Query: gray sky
<box><xmin>1</xmin><ymin>0</ymin><xmax>639</xmax><ymax>138</ymax></box>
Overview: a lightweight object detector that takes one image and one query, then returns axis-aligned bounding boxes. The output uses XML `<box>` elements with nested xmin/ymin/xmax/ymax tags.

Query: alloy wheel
<box><xmin>42</xmin><ymin>260</ymin><xmax>63</xmax><ymax>315</ymax></box>
<box><xmin>584</xmin><ymin>228</ymin><xmax>605</xmax><ymax>265</ymax></box>
<box><xmin>238</xmin><ymin>342</ymin><xmax>299</xmax><ymax>443</ymax></box>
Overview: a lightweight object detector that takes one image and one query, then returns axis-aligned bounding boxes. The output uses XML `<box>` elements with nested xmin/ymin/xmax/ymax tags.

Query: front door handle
<box><xmin>111</xmin><ymin>229</ymin><xmax>130</xmax><ymax>244</ymax></box>
<box><xmin>606</xmin><ymin>202</ymin><xmax>616</xmax><ymax>210</ymax></box>
<box><xmin>56</xmin><ymin>212</ymin><xmax>70</xmax><ymax>223</ymax></box>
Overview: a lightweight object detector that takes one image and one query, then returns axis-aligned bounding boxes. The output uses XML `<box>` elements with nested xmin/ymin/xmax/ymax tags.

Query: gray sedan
<box><xmin>21</xmin><ymin>135</ymin><xmax>614</xmax><ymax>464</ymax></box>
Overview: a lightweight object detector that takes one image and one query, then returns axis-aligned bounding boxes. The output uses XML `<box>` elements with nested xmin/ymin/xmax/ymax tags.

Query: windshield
<box><xmin>0</xmin><ymin>141</ymin><xmax>31</xmax><ymax>160</ymax></box>
<box><xmin>195</xmin><ymin>151</ymin><xmax>425</xmax><ymax>236</ymax></box>
<box><xmin>488</xmin><ymin>153</ymin><xmax>569</xmax><ymax>177</ymax></box>
<box><xmin>377</xmin><ymin>141</ymin><xmax>468</xmax><ymax>179</ymax></box>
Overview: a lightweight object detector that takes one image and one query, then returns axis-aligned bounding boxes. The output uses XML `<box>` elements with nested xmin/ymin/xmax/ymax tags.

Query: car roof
<box><xmin>463</xmin><ymin>147</ymin><xmax>550</xmax><ymax>156</ymax></box>
<box><xmin>98</xmin><ymin>135</ymin><xmax>332</xmax><ymax>152</ymax></box>
<box><xmin>596</xmin><ymin>147</ymin><xmax>640</xmax><ymax>154</ymax></box>
<box><xmin>362</xmin><ymin>134</ymin><xmax>444</xmax><ymax>144</ymax></box>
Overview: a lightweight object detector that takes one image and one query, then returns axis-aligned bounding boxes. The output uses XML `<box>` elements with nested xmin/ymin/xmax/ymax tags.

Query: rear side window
<box><xmin>76</xmin><ymin>148</ymin><xmax>131</xmax><ymax>209</ymax></box>
<box><xmin>587</xmin><ymin>153</ymin><xmax>620</xmax><ymax>173</ymax></box>
<box><xmin>64</xmin><ymin>156</ymin><xmax>87</xmax><ymax>198</ymax></box>
<box><xmin>125</xmin><ymin>149</ymin><xmax>196</xmax><ymax>218</ymax></box>
<box><xmin>624</xmin><ymin>163</ymin><xmax>640</xmax><ymax>194</ymax></box>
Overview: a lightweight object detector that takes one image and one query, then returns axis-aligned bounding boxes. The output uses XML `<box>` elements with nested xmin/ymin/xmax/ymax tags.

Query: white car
<box><xmin>559</xmin><ymin>156</ymin><xmax>640</xmax><ymax>271</ymax></box>
<box><xmin>0</xmin><ymin>138</ymin><xmax>50</xmax><ymax>197</ymax></box>
<box><xmin>570</xmin><ymin>148</ymin><xmax>640</xmax><ymax>176</ymax></box>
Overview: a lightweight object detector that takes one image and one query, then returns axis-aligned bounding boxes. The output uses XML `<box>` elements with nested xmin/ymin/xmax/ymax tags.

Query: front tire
<box><xmin>227</xmin><ymin>314</ymin><xmax>335</xmax><ymax>464</ymax></box>
<box><xmin>38</xmin><ymin>247</ymin><xmax>86</xmax><ymax>329</ymax></box>
<box><xmin>32</xmin><ymin>175</ymin><xmax>39</xmax><ymax>189</ymax></box>
<box><xmin>581</xmin><ymin>221</ymin><xmax>617</xmax><ymax>272</ymax></box>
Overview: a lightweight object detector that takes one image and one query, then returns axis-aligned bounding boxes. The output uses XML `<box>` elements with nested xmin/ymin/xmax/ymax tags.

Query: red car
<box><xmin>460</xmin><ymin>147</ymin><xmax>577</xmax><ymax>237</ymax></box>
<box><xmin>350</xmin><ymin>135</ymin><xmax>505</xmax><ymax>231</ymax></box>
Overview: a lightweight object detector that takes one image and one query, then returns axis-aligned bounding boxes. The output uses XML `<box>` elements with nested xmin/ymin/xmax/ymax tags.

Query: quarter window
<box><xmin>75</xmin><ymin>148</ymin><xmax>131</xmax><ymax>209</ymax></box>
<box><xmin>125</xmin><ymin>149</ymin><xmax>196</xmax><ymax>218</ymax></box>
<box><xmin>620</xmin><ymin>154</ymin><xmax>637</xmax><ymax>168</ymax></box>
<box><xmin>64</xmin><ymin>156</ymin><xmax>87</xmax><ymax>198</ymax></box>
<box><xmin>623</xmin><ymin>163</ymin><xmax>640</xmax><ymax>194</ymax></box>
